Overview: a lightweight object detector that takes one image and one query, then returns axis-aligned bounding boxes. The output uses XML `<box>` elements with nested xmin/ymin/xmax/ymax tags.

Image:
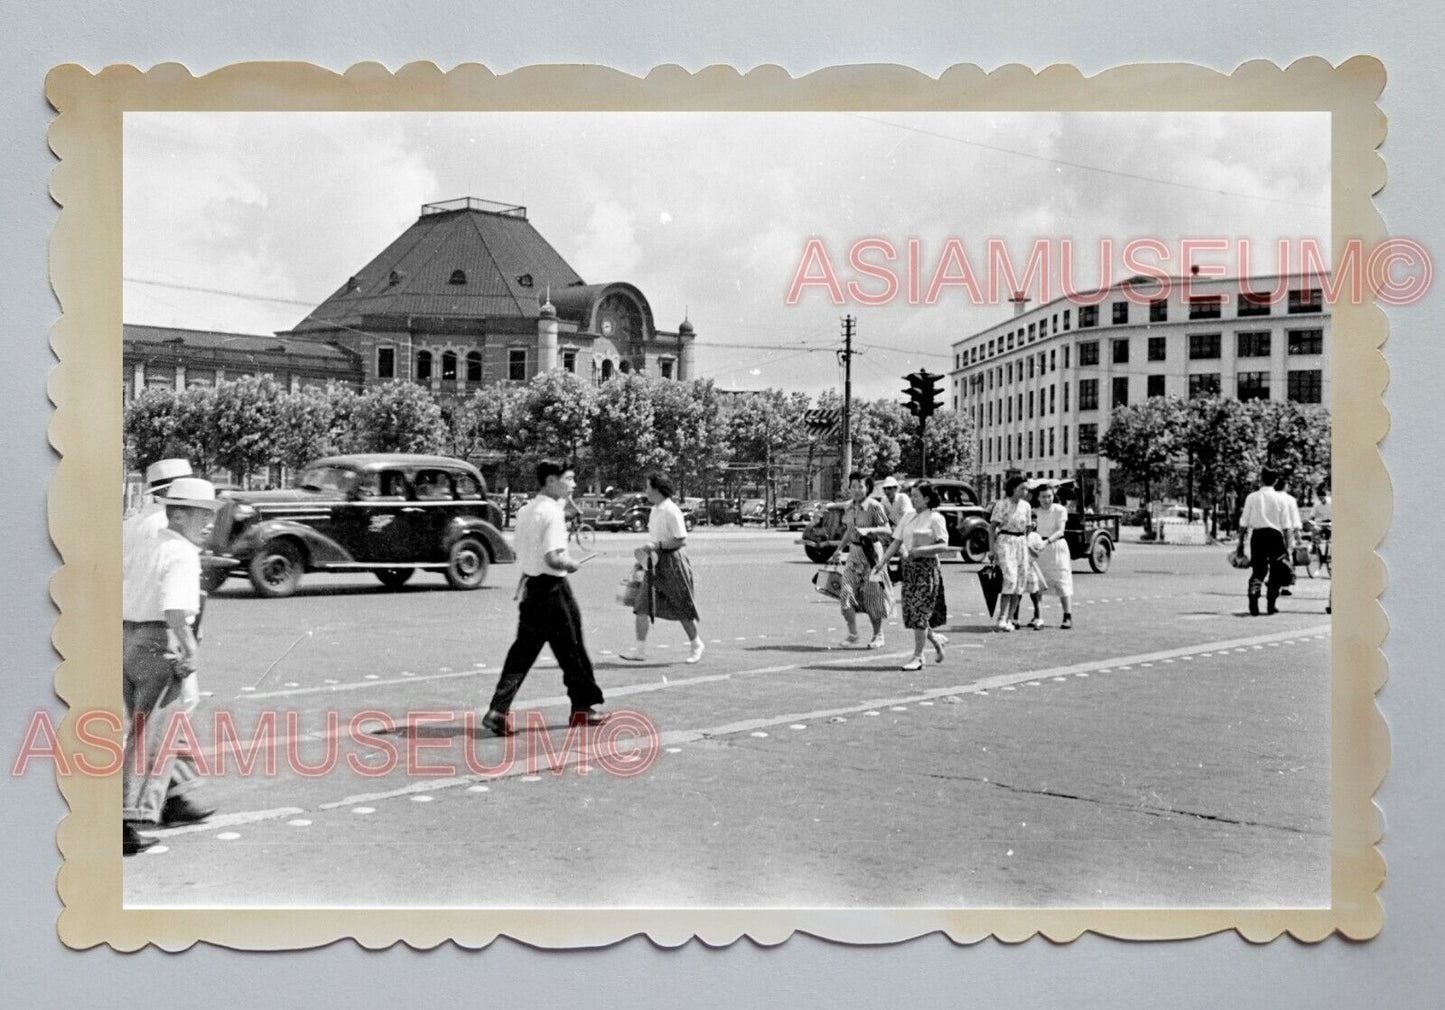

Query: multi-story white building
<box><xmin>948</xmin><ymin>273</ymin><xmax>1330</xmax><ymax>505</ymax></box>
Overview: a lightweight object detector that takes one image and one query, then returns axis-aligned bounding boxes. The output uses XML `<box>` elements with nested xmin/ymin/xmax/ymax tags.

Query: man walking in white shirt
<box><xmin>1235</xmin><ymin>466</ymin><xmax>1293</xmax><ymax>616</ymax></box>
<box><xmin>122</xmin><ymin>477</ymin><xmax>222</xmax><ymax>855</ymax></box>
<box><xmin>481</xmin><ymin>460</ymin><xmax>607</xmax><ymax>735</ymax></box>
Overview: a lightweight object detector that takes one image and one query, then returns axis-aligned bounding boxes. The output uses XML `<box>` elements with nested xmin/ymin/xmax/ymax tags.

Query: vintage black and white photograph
<box><xmin>111</xmin><ymin>105</ymin><xmax>1342</xmax><ymax>911</ymax></box>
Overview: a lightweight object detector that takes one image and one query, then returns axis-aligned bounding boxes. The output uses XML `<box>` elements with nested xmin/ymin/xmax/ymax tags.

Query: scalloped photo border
<box><xmin>45</xmin><ymin>58</ymin><xmax>1389</xmax><ymax>949</ymax></box>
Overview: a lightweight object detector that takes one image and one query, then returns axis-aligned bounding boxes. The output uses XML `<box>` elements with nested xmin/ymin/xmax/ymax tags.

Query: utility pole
<box><xmin>837</xmin><ymin>315</ymin><xmax>856</xmax><ymax>482</ymax></box>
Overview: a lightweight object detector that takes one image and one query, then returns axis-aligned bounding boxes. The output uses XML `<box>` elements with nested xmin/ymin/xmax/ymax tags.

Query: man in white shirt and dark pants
<box><xmin>482</xmin><ymin>460</ymin><xmax>607</xmax><ymax>735</ymax></box>
<box><xmin>1235</xmin><ymin>466</ymin><xmax>1293</xmax><ymax>616</ymax></box>
<box><xmin>122</xmin><ymin>477</ymin><xmax>223</xmax><ymax>855</ymax></box>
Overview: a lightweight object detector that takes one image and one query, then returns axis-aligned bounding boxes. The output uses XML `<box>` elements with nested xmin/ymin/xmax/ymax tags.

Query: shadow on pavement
<box><xmin>742</xmin><ymin>644</ymin><xmax>838</xmax><ymax>654</ymax></box>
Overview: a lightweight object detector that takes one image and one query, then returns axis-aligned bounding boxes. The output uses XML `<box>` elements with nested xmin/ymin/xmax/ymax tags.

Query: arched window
<box><xmin>449</xmin><ymin>269</ymin><xmax>467</xmax><ymax>285</ymax></box>
<box><xmin>600</xmin><ymin>359</ymin><xmax>614</xmax><ymax>381</ymax></box>
<box><xmin>466</xmin><ymin>350</ymin><xmax>482</xmax><ymax>382</ymax></box>
<box><xmin>416</xmin><ymin>350</ymin><xmax>433</xmax><ymax>382</ymax></box>
<box><xmin>441</xmin><ymin>350</ymin><xmax>457</xmax><ymax>381</ymax></box>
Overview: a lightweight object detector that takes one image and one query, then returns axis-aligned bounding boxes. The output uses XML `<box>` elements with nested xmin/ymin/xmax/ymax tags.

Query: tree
<box><xmin>1099</xmin><ymin>397</ymin><xmax>1187</xmax><ymax>507</ymax></box>
<box><xmin>519</xmin><ymin>370</ymin><xmax>597</xmax><ymax>474</ymax></box>
<box><xmin>848</xmin><ymin>398</ymin><xmax>907</xmax><ymax>479</ymax></box>
<box><xmin>903</xmin><ymin>406</ymin><xmax>977</xmax><ymax>479</ymax></box>
<box><xmin>651</xmin><ymin>377</ymin><xmax>728</xmax><ymax>497</ymax></box>
<box><xmin>209</xmin><ymin>375</ymin><xmax>285</xmax><ymax>484</ymax></box>
<box><xmin>592</xmin><ymin>375</ymin><xmax>670</xmax><ymax>489</ymax></box>
<box><xmin>350</xmin><ymin>381</ymin><xmax>446</xmax><ymax>455</ymax></box>
<box><xmin>273</xmin><ymin>384</ymin><xmax>356</xmax><ymax>470</ymax></box>
<box><xmin>455</xmin><ymin>383</ymin><xmax>529</xmax><ymax>490</ymax></box>
<box><xmin>1248</xmin><ymin>399</ymin><xmax>1331</xmax><ymax>496</ymax></box>
<box><xmin>1181</xmin><ymin>396</ymin><xmax>1262</xmax><ymax>535</ymax></box>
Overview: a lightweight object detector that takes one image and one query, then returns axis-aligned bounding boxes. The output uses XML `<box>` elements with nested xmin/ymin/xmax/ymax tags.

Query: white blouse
<box><xmin>893</xmin><ymin>508</ymin><xmax>948</xmax><ymax>558</ymax></box>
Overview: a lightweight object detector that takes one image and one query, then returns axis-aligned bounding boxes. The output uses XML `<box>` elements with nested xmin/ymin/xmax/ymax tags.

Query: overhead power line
<box><xmin>845</xmin><ymin>113</ymin><xmax>1329</xmax><ymax>211</ymax></box>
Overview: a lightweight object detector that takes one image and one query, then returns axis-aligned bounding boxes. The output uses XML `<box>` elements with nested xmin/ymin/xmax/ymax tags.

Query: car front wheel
<box><xmin>248</xmin><ymin>540</ymin><xmax>304</xmax><ymax>598</ymax></box>
<box><xmin>629</xmin><ymin>516</ymin><xmax>647</xmax><ymax>533</ymax></box>
<box><xmin>1088</xmin><ymin>536</ymin><xmax>1113</xmax><ymax>573</ymax></box>
<box><xmin>445</xmin><ymin>537</ymin><xmax>489</xmax><ymax>590</ymax></box>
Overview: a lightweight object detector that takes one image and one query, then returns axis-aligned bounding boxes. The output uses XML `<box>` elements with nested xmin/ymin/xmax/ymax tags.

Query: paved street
<box><xmin>125</xmin><ymin>529</ymin><xmax>1332</xmax><ymax>909</ymax></box>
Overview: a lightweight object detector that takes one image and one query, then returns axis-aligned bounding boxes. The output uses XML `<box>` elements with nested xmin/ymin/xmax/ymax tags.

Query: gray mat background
<box><xmin>3</xmin><ymin>3</ymin><xmax>1440</xmax><ymax>1005</ymax></box>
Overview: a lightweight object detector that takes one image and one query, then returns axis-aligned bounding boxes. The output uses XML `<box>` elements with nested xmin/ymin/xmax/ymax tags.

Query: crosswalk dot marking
<box><xmin>411</xmin><ymin>795</ymin><xmax>434</xmax><ymax>803</ymax></box>
<box><xmin>351</xmin><ymin>807</ymin><xmax>376</xmax><ymax>815</ymax></box>
<box><xmin>665</xmin><ymin>747</ymin><xmax>683</xmax><ymax>754</ymax></box>
<box><xmin>521</xmin><ymin>775</ymin><xmax>542</xmax><ymax>782</ymax></box>
<box><xmin>750</xmin><ymin>731</ymin><xmax>770</xmax><ymax>738</ymax></box>
<box><xmin>1052</xmin><ymin>676</ymin><xmax>1067</xmax><ymax>681</ymax></box>
<box><xmin>216</xmin><ymin>831</ymin><xmax>241</xmax><ymax>841</ymax></box>
<box><xmin>890</xmin><ymin>706</ymin><xmax>908</xmax><ymax>712</ymax></box>
<box><xmin>863</xmin><ymin>711</ymin><xmax>880</xmax><ymax>717</ymax></box>
<box><xmin>789</xmin><ymin>724</ymin><xmax>808</xmax><ymax>730</ymax></box>
<box><xmin>466</xmin><ymin>785</ymin><xmax>490</xmax><ymax>793</ymax></box>
<box><xmin>287</xmin><ymin>818</ymin><xmax>312</xmax><ymax>827</ymax></box>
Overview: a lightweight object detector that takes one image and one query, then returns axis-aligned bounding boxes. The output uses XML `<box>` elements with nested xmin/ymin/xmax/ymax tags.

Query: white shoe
<box><xmin>838</xmin><ymin>634</ymin><xmax>860</xmax><ymax>649</ymax></box>
<box><xmin>686</xmin><ymin>639</ymin><xmax>705</xmax><ymax>664</ymax></box>
<box><xmin>618</xmin><ymin>647</ymin><xmax>647</xmax><ymax>662</ymax></box>
<box><xmin>866</xmin><ymin>635</ymin><xmax>885</xmax><ymax>650</ymax></box>
<box><xmin>901</xmin><ymin>656</ymin><xmax>924</xmax><ymax>671</ymax></box>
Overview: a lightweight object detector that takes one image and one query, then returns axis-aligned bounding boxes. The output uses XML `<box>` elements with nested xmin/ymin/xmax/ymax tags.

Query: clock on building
<box><xmin>600</xmin><ymin>317</ymin><xmax>615</xmax><ymax>337</ymax></box>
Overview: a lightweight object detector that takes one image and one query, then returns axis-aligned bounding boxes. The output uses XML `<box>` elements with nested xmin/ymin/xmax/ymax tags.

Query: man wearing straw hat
<box><xmin>122</xmin><ymin>457</ymin><xmax>193</xmax><ymax>560</ymax></box>
<box><xmin>121</xmin><ymin>476</ymin><xmax>223</xmax><ymax>855</ymax></box>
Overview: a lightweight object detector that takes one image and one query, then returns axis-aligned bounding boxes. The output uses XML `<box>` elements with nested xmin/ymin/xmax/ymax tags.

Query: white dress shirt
<box><xmin>122</xmin><ymin>527</ymin><xmax>201</xmax><ymax>622</ymax></box>
<box><xmin>1238</xmin><ymin>486</ymin><xmax>1292</xmax><ymax>532</ymax></box>
<box><xmin>513</xmin><ymin>495</ymin><xmax>569</xmax><ymax>577</ymax></box>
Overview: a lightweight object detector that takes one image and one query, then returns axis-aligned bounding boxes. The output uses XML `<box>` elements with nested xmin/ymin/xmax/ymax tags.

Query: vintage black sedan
<box><xmin>206</xmin><ymin>454</ymin><xmax>515</xmax><ymax>597</ymax></box>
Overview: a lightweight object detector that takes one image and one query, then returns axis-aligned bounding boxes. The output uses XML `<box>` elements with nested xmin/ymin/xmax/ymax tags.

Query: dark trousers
<box><xmin>488</xmin><ymin>575</ymin><xmax>604</xmax><ymax>715</ymax></box>
<box><xmin>1248</xmin><ymin>528</ymin><xmax>1290</xmax><ymax>610</ymax></box>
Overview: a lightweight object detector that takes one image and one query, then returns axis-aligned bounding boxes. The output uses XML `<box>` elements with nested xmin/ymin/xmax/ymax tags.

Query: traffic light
<box><xmin>902</xmin><ymin>370</ymin><xmax>945</xmax><ymax>423</ymax></box>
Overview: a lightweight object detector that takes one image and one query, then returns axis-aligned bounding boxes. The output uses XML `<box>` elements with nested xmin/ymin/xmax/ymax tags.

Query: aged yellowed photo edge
<box><xmin>45</xmin><ymin>58</ymin><xmax>1389</xmax><ymax>949</ymax></box>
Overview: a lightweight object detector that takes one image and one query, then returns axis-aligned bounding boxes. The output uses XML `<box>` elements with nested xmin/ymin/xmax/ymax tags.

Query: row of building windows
<box><xmin>373</xmin><ymin>345</ymin><xmax>674</xmax><ymax>384</ymax></box>
<box><xmin>959</xmin><ymin>328</ymin><xmax>1325</xmax><ymax>400</ymax></box>
<box><xmin>953</xmin><ymin>288</ymin><xmax>1324</xmax><ymax>369</ymax></box>
<box><xmin>971</xmin><ymin>367</ymin><xmax>1324</xmax><ymax>431</ymax></box>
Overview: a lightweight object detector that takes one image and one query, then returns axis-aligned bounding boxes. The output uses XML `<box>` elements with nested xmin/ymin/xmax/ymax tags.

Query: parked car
<box><xmin>1024</xmin><ymin>477</ymin><xmax>1119</xmax><ymax>573</ymax></box>
<box><xmin>699</xmin><ymin>497</ymin><xmax>742</xmax><ymax>526</ymax></box>
<box><xmin>678</xmin><ymin>496</ymin><xmax>704</xmax><ymax>526</ymax></box>
<box><xmin>595</xmin><ymin>492</ymin><xmax>697</xmax><ymax>533</ymax></box>
<box><xmin>206</xmin><ymin>454</ymin><xmax>515</xmax><ymax>597</ymax></box>
<box><xmin>800</xmin><ymin>479</ymin><xmax>993</xmax><ymax>565</ymax></box>
<box><xmin>739</xmin><ymin>498</ymin><xmax>768</xmax><ymax>525</ymax></box>
<box><xmin>784</xmin><ymin>499</ymin><xmax>830</xmax><ymax>531</ymax></box>
<box><xmin>1153</xmin><ymin>503</ymin><xmax>1204</xmax><ymax>523</ymax></box>
<box><xmin>901</xmin><ymin>478</ymin><xmax>993</xmax><ymax>562</ymax></box>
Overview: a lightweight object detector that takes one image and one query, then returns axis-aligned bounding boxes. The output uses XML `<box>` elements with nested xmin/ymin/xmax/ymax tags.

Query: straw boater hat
<box><xmin>879</xmin><ymin>476</ymin><xmax>900</xmax><ymax>489</ymax></box>
<box><xmin>158</xmin><ymin>477</ymin><xmax>223</xmax><ymax>511</ymax></box>
<box><xmin>144</xmin><ymin>458</ymin><xmax>193</xmax><ymax>493</ymax></box>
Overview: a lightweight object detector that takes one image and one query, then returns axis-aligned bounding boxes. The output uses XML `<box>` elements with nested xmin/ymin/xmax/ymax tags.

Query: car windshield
<box><xmin>296</xmin><ymin>465</ymin><xmax>356</xmax><ymax>493</ymax></box>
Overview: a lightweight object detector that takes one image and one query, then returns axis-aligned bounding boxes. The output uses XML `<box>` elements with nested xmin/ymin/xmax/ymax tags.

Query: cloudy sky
<box><xmin>124</xmin><ymin>112</ymin><xmax>1328</xmax><ymax>398</ymax></box>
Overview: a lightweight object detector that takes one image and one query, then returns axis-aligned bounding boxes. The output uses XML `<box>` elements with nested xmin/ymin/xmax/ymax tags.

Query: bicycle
<box><xmin>568</xmin><ymin>516</ymin><xmax>596</xmax><ymax>551</ymax></box>
<box><xmin>1305</xmin><ymin>520</ymin><xmax>1331</xmax><ymax>578</ymax></box>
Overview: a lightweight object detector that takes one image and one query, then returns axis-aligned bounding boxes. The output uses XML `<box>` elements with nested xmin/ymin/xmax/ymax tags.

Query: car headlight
<box><xmin>232</xmin><ymin>504</ymin><xmax>256</xmax><ymax>520</ymax></box>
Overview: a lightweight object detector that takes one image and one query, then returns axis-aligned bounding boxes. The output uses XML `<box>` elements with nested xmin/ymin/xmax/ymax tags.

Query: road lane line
<box><xmin>138</xmin><ymin>806</ymin><xmax>306</xmax><ymax>838</ymax></box>
<box><xmin>186</xmin><ymin>625</ymin><xmax>1331</xmax><ymax>818</ymax></box>
<box><xmin>242</xmin><ymin>669</ymin><xmax>482</xmax><ymax>699</ymax></box>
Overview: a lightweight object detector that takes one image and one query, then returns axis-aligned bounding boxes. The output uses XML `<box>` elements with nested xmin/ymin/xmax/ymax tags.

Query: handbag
<box><xmin>617</xmin><ymin>565</ymin><xmax>645</xmax><ymax>607</ymax></box>
<box><xmin>812</xmin><ymin>561</ymin><xmax>846</xmax><ymax>600</ymax></box>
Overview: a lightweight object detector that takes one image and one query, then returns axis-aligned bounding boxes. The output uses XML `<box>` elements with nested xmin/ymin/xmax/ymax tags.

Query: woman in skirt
<box><xmin>989</xmin><ymin>475</ymin><xmax>1033</xmax><ymax>632</ymax></box>
<box><xmin>619</xmin><ymin>473</ymin><xmax>704</xmax><ymax>664</ymax></box>
<box><xmin>873</xmin><ymin>480</ymin><xmax>950</xmax><ymax>671</ymax></box>
<box><xmin>1031</xmin><ymin>482</ymin><xmax>1075</xmax><ymax>628</ymax></box>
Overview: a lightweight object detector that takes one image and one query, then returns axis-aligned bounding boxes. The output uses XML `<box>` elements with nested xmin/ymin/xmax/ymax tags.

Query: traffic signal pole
<box><xmin>838</xmin><ymin>315</ymin><xmax>856</xmax><ymax>482</ymax></box>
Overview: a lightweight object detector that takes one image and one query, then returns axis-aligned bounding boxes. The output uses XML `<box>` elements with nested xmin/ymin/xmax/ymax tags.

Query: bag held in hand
<box><xmin>617</xmin><ymin>565</ymin><xmax>645</xmax><ymax>608</ymax></box>
<box><xmin>812</xmin><ymin>561</ymin><xmax>846</xmax><ymax>600</ymax></box>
